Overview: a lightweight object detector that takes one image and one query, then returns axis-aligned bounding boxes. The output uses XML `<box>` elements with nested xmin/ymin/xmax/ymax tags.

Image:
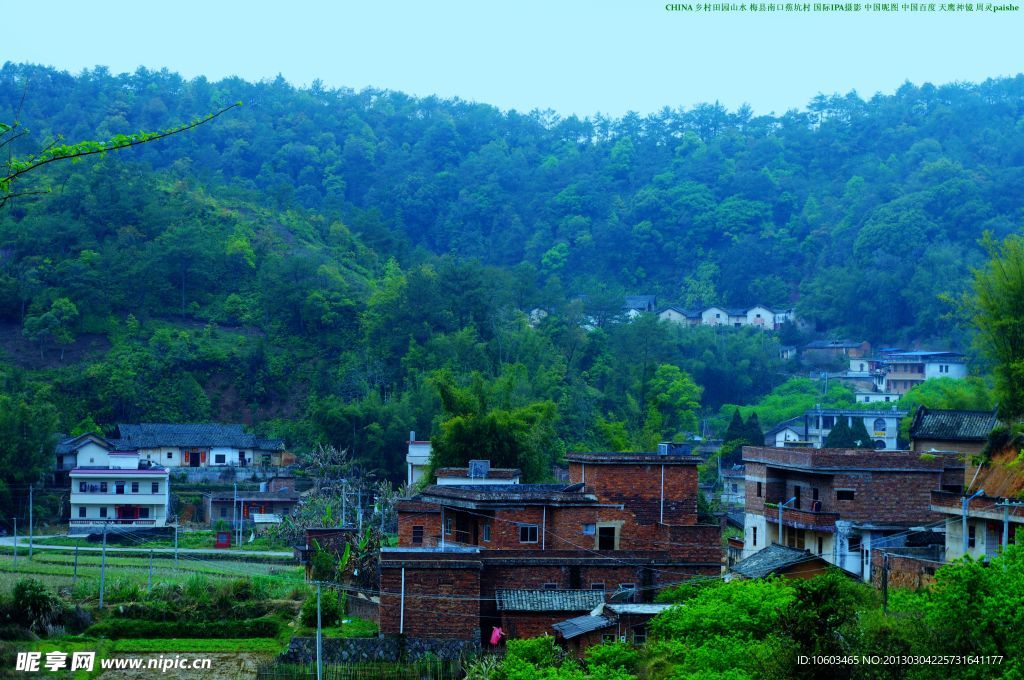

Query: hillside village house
<box><xmin>55</xmin><ymin>424</ymin><xmax>288</xmax><ymax>473</ymax></box>
<box><xmin>70</xmin><ymin>449</ymin><xmax>170</xmax><ymax>530</ymax></box>
<box><xmin>405</xmin><ymin>433</ymin><xmax>431</xmax><ymax>486</ymax></box>
<box><xmin>205</xmin><ymin>475</ymin><xmax>301</xmax><ymax>527</ymax></box>
<box><xmin>740</xmin><ymin>445</ymin><xmax>963</xmax><ymax>581</ymax></box>
<box><xmin>909</xmin><ymin>407</ymin><xmax>998</xmax><ymax>457</ymax></box>
<box><xmin>658</xmin><ymin>305</ymin><xmax>794</xmax><ymax>330</ymax></box>
<box><xmin>379</xmin><ymin>448</ymin><xmax>721</xmax><ymax>643</ymax></box>
<box><xmin>851</xmin><ymin>351</ymin><xmax>968</xmax><ymax>396</ymax></box>
<box><xmin>763</xmin><ymin>408</ymin><xmax>907</xmax><ymax>450</ymax></box>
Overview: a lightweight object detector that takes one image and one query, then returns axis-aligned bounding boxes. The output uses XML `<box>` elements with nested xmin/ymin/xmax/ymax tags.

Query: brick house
<box><xmin>496</xmin><ymin>589</ymin><xmax>605</xmax><ymax>640</ymax></box>
<box><xmin>909</xmin><ymin>407</ymin><xmax>998</xmax><ymax>457</ymax></box>
<box><xmin>553</xmin><ymin>603</ymin><xmax>672</xmax><ymax>656</ymax></box>
<box><xmin>380</xmin><ymin>449</ymin><xmax>722</xmax><ymax>643</ymax></box>
<box><xmin>204</xmin><ymin>488</ymin><xmax>300</xmax><ymax>527</ymax></box>
<box><xmin>727</xmin><ymin>543</ymin><xmax>846</xmax><ymax>581</ymax></box>
<box><xmin>741</xmin><ymin>446</ymin><xmax>963</xmax><ymax>581</ymax></box>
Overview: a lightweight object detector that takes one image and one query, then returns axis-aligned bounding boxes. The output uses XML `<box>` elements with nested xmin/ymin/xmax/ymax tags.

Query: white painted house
<box><xmin>70</xmin><ymin>448</ymin><xmax>170</xmax><ymax>531</ymax></box>
<box><xmin>406</xmin><ymin>433</ymin><xmax>432</xmax><ymax>486</ymax></box>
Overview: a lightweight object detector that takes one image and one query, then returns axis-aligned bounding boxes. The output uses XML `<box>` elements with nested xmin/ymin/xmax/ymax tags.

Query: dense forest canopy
<box><xmin>0</xmin><ymin>62</ymin><xmax>1021</xmax><ymax>486</ymax></box>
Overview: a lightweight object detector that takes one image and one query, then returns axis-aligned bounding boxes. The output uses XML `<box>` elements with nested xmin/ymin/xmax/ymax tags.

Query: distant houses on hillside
<box><xmin>653</xmin><ymin>303</ymin><xmax>796</xmax><ymax>330</ymax></box>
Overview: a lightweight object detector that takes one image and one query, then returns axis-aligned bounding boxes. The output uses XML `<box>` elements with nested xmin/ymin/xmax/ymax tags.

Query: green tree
<box><xmin>848</xmin><ymin>417</ymin><xmax>875</xmax><ymax>449</ymax></box>
<box><xmin>963</xmin><ymin>234</ymin><xmax>1024</xmax><ymax>420</ymax></box>
<box><xmin>824</xmin><ymin>417</ymin><xmax>855</xmax><ymax>448</ymax></box>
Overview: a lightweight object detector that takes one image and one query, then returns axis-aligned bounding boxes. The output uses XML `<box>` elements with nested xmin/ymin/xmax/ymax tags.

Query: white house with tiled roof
<box><xmin>70</xmin><ymin>447</ymin><xmax>170</xmax><ymax>530</ymax></box>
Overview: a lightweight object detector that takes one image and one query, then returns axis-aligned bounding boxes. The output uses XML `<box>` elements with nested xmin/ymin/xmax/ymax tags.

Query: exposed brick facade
<box><xmin>384</xmin><ymin>451</ymin><xmax>721</xmax><ymax>642</ymax></box>
<box><xmin>379</xmin><ymin>554</ymin><xmax>481</xmax><ymax>641</ymax></box>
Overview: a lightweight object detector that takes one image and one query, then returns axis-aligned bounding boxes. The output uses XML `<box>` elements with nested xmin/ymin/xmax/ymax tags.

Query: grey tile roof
<box><xmin>730</xmin><ymin>544</ymin><xmax>811</xmax><ymax>579</ymax></box>
<box><xmin>910</xmin><ymin>407</ymin><xmax>998</xmax><ymax>442</ymax></box>
<box><xmin>55</xmin><ymin>433</ymin><xmax>114</xmax><ymax>454</ymax></box>
<box><xmin>495</xmin><ymin>589</ymin><xmax>606</xmax><ymax>612</ymax></box>
<box><xmin>113</xmin><ymin>424</ymin><xmax>284</xmax><ymax>451</ymax></box>
<box><xmin>552</xmin><ymin>615</ymin><xmax>614</xmax><ymax>639</ymax></box>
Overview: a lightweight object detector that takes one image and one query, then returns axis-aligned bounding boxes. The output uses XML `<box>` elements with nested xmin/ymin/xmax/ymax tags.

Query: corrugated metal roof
<box><xmin>552</xmin><ymin>615</ymin><xmax>614</xmax><ymax>639</ymax></box>
<box><xmin>605</xmin><ymin>604</ymin><xmax>674</xmax><ymax>616</ymax></box>
<box><xmin>495</xmin><ymin>589</ymin><xmax>606</xmax><ymax>612</ymax></box>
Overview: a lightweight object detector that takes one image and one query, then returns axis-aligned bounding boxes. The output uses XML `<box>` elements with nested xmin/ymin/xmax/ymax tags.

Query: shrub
<box><xmin>11</xmin><ymin>579</ymin><xmax>62</xmax><ymax>634</ymax></box>
<box><xmin>504</xmin><ymin>635</ymin><xmax>561</xmax><ymax>667</ymax></box>
<box><xmin>300</xmin><ymin>589</ymin><xmax>342</xmax><ymax>628</ymax></box>
<box><xmin>586</xmin><ymin>642</ymin><xmax>640</xmax><ymax>673</ymax></box>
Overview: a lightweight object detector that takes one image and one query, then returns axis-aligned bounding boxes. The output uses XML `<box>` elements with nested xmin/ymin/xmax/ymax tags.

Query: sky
<box><xmin>4</xmin><ymin>1</ymin><xmax>1023</xmax><ymax>118</ymax></box>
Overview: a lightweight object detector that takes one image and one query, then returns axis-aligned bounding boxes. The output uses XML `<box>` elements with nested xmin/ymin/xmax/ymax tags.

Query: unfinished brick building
<box><xmin>741</xmin><ymin>446</ymin><xmax>963</xmax><ymax>581</ymax></box>
<box><xmin>380</xmin><ymin>450</ymin><xmax>722</xmax><ymax>643</ymax></box>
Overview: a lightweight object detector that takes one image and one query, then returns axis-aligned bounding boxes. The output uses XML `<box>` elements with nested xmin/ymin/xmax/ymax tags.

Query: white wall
<box><xmin>924</xmin><ymin>361</ymin><xmax>968</xmax><ymax>380</ymax></box>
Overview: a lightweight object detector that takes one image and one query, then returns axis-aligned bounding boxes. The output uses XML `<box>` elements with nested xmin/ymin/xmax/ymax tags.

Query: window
<box><xmin>519</xmin><ymin>525</ymin><xmax>539</xmax><ymax>543</ymax></box>
<box><xmin>78</xmin><ymin>507</ymin><xmax>86</xmax><ymax>518</ymax></box>
<box><xmin>215</xmin><ymin>454</ymin><xmax>226</xmax><ymax>464</ymax></box>
<box><xmin>139</xmin><ymin>508</ymin><xmax>149</xmax><ymax>518</ymax></box>
<box><xmin>848</xmin><ymin>535</ymin><xmax>862</xmax><ymax>552</ymax></box>
<box><xmin>756</xmin><ymin>482</ymin><xmax>762</xmax><ymax>498</ymax></box>
<box><xmin>731</xmin><ymin>483</ymin><xmax>738</xmax><ymax>493</ymax></box>
<box><xmin>115</xmin><ymin>481</ymin><xmax>125</xmax><ymax>495</ymax></box>
<box><xmin>445</xmin><ymin>517</ymin><xmax>453</xmax><ymax>535</ymax></box>
<box><xmin>794</xmin><ymin>485</ymin><xmax>801</xmax><ymax>510</ymax></box>
<box><xmin>873</xmin><ymin>418</ymin><xmax>887</xmax><ymax>433</ymax></box>
<box><xmin>220</xmin><ymin>507</ymin><xmax>227</xmax><ymax>518</ymax></box>
<box><xmin>131</xmin><ymin>482</ymin><xmax>139</xmax><ymax>493</ymax></box>
<box><xmin>79</xmin><ymin>482</ymin><xmax>86</xmax><ymax>492</ymax></box>
<box><xmin>633</xmin><ymin>627</ymin><xmax>647</xmax><ymax>645</ymax></box>
<box><xmin>482</xmin><ymin>524</ymin><xmax>491</xmax><ymax>542</ymax></box>
<box><xmin>100</xmin><ymin>482</ymin><xmax>108</xmax><ymax>493</ymax></box>
<box><xmin>598</xmin><ymin>526</ymin><xmax>617</xmax><ymax>550</ymax></box>
<box><xmin>884</xmin><ymin>396</ymin><xmax>891</xmax><ymax>402</ymax></box>
<box><xmin>167</xmin><ymin>452</ymin><xmax>172</xmax><ymax>459</ymax></box>
<box><xmin>752</xmin><ymin>526</ymin><xmax>758</xmax><ymax>546</ymax></box>
<box><xmin>817</xmin><ymin>537</ymin><xmax>823</xmax><ymax>555</ymax></box>
<box><xmin>99</xmin><ymin>507</ymin><xmax>107</xmax><ymax>518</ymax></box>
<box><xmin>412</xmin><ymin>525</ymin><xmax>424</xmax><ymax>545</ymax></box>
<box><xmin>812</xmin><ymin>488</ymin><xmax>819</xmax><ymax>501</ymax></box>
<box><xmin>836</xmin><ymin>489</ymin><xmax>855</xmax><ymax>501</ymax></box>
<box><xmin>152</xmin><ymin>482</ymin><xmax>159</xmax><ymax>493</ymax></box>
<box><xmin>822</xmin><ymin>416</ymin><xmax>835</xmax><ymax>428</ymax></box>
<box><xmin>582</xmin><ymin>524</ymin><xmax>596</xmax><ymax>535</ymax></box>
<box><xmin>591</xmin><ymin>582</ymin><xmax>605</xmax><ymax>591</ymax></box>
<box><xmin>543</xmin><ymin>583</ymin><xmax>558</xmax><ymax>590</ymax></box>
<box><xmin>968</xmin><ymin>525</ymin><xmax>976</xmax><ymax>549</ymax></box>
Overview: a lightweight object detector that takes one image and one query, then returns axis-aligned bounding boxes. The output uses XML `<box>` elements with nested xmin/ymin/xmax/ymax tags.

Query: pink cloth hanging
<box><xmin>490</xmin><ymin>626</ymin><xmax>505</xmax><ymax>646</ymax></box>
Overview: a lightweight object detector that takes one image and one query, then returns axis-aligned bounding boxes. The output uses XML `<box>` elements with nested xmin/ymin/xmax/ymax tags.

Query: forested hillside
<box><xmin>1</xmin><ymin>62</ymin><xmax>1021</xmax><ymax>484</ymax></box>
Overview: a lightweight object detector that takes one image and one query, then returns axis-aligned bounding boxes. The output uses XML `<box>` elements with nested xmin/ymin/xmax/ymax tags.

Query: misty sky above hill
<box><xmin>7</xmin><ymin>1</ymin><xmax>1023</xmax><ymax>117</ymax></box>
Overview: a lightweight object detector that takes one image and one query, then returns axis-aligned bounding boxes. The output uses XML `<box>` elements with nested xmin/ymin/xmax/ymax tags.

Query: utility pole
<box><xmin>777</xmin><ymin>496</ymin><xmax>797</xmax><ymax>546</ymax></box>
<box><xmin>72</xmin><ymin>546</ymin><xmax>79</xmax><ymax>588</ymax></box>
<box><xmin>996</xmin><ymin>500</ymin><xmax>1024</xmax><ymax>550</ymax></box>
<box><xmin>962</xmin><ymin>489</ymin><xmax>985</xmax><ymax>556</ymax></box>
<box><xmin>174</xmin><ymin>523</ymin><xmax>179</xmax><ymax>567</ymax></box>
<box><xmin>881</xmin><ymin>552</ymin><xmax>889</xmax><ymax>613</ymax></box>
<box><xmin>316</xmin><ymin>583</ymin><xmax>323</xmax><ymax>680</ymax></box>
<box><xmin>12</xmin><ymin>518</ymin><xmax>17</xmax><ymax>567</ymax></box>
<box><xmin>99</xmin><ymin>523</ymin><xmax>108</xmax><ymax>609</ymax></box>
<box><xmin>28</xmin><ymin>485</ymin><xmax>33</xmax><ymax>560</ymax></box>
<box><xmin>233</xmin><ymin>482</ymin><xmax>238</xmax><ymax>547</ymax></box>
<box><xmin>148</xmin><ymin>549</ymin><xmax>154</xmax><ymax>593</ymax></box>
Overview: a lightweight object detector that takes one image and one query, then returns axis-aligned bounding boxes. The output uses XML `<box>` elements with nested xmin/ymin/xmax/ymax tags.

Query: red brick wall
<box><xmin>869</xmin><ymin>552</ymin><xmax>938</xmax><ymax>590</ymax></box>
<box><xmin>379</xmin><ymin>561</ymin><xmax>481</xmax><ymax>641</ymax></box>
<box><xmin>397</xmin><ymin>503</ymin><xmax>441</xmax><ymax>547</ymax></box>
<box><xmin>569</xmin><ymin>462</ymin><xmax>699</xmax><ymax>526</ymax></box>
<box><xmin>501</xmin><ymin>612</ymin><xmax>586</xmax><ymax>640</ymax></box>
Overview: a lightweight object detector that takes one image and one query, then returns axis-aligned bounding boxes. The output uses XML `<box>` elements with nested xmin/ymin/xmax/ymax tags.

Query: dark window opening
<box><xmin>78</xmin><ymin>507</ymin><xmax>86</xmax><ymax>518</ymax></box>
<box><xmin>756</xmin><ymin>481</ymin><xmax>762</xmax><ymax>497</ymax></box>
<box><xmin>543</xmin><ymin>583</ymin><xmax>558</xmax><ymax>590</ymax></box>
<box><xmin>131</xmin><ymin>482</ymin><xmax>139</xmax><ymax>493</ymax></box>
<box><xmin>591</xmin><ymin>582</ymin><xmax>605</xmax><ymax>591</ymax></box>
<box><xmin>598</xmin><ymin>526</ymin><xmax>616</xmax><ymax>550</ymax></box>
<box><xmin>817</xmin><ymin>537</ymin><xmax>823</xmax><ymax>555</ymax></box>
<box><xmin>412</xmin><ymin>525</ymin><xmax>424</xmax><ymax>545</ymax></box>
<box><xmin>752</xmin><ymin>526</ymin><xmax>758</xmax><ymax>546</ymax></box>
<box><xmin>968</xmin><ymin>525</ymin><xmax>976</xmax><ymax>549</ymax></box>
<box><xmin>519</xmin><ymin>525</ymin><xmax>539</xmax><ymax>543</ymax></box>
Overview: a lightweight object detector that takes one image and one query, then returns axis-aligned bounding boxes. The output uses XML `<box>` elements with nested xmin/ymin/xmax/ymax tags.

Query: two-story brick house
<box><xmin>741</xmin><ymin>446</ymin><xmax>963</xmax><ymax>581</ymax></box>
<box><xmin>379</xmin><ymin>449</ymin><xmax>722</xmax><ymax>643</ymax></box>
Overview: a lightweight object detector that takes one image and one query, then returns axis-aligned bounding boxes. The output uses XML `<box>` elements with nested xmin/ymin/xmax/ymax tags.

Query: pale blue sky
<box><xmin>5</xmin><ymin>1</ymin><xmax>1022</xmax><ymax>117</ymax></box>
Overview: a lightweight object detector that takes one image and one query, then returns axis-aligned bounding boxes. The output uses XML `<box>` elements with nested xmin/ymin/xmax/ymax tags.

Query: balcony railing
<box><xmin>766</xmin><ymin>502</ymin><xmax>840</xmax><ymax>532</ymax></box>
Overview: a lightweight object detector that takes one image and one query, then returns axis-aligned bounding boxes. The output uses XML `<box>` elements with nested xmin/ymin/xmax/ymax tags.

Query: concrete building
<box><xmin>741</xmin><ymin>445</ymin><xmax>963</xmax><ymax>581</ymax></box>
<box><xmin>406</xmin><ymin>433</ymin><xmax>431</xmax><ymax>486</ymax></box>
<box><xmin>765</xmin><ymin>408</ymin><xmax>907</xmax><ymax>450</ymax></box>
<box><xmin>70</xmin><ymin>449</ymin><xmax>170</xmax><ymax>531</ymax></box>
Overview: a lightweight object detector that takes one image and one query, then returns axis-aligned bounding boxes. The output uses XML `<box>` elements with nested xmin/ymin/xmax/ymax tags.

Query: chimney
<box><xmin>410</xmin><ymin>431</ymin><xmax>416</xmax><ymax>442</ymax></box>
